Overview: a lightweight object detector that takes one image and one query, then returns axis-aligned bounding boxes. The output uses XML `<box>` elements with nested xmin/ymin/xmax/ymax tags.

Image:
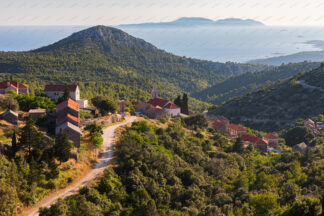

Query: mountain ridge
<box><xmin>208</xmin><ymin>65</ymin><xmax>324</xmax><ymax>131</ymax></box>
<box><xmin>118</xmin><ymin>17</ymin><xmax>265</xmax><ymax>28</ymax></box>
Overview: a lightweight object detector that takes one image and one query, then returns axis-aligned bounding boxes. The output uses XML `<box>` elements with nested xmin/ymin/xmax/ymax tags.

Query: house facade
<box><xmin>134</xmin><ymin>102</ymin><xmax>167</xmax><ymax>119</ymax></box>
<box><xmin>29</xmin><ymin>109</ymin><xmax>46</xmax><ymax>120</ymax></box>
<box><xmin>56</xmin><ymin>122</ymin><xmax>81</xmax><ymax>147</ymax></box>
<box><xmin>212</xmin><ymin>117</ymin><xmax>246</xmax><ymax>139</ymax></box>
<box><xmin>227</xmin><ymin>124</ymin><xmax>247</xmax><ymax>138</ymax></box>
<box><xmin>263</xmin><ymin>134</ymin><xmax>279</xmax><ymax>147</ymax></box>
<box><xmin>55</xmin><ymin>99</ymin><xmax>81</xmax><ymax>147</ymax></box>
<box><xmin>57</xmin><ymin>113</ymin><xmax>80</xmax><ymax>127</ymax></box>
<box><xmin>241</xmin><ymin>134</ymin><xmax>268</xmax><ymax>152</ymax></box>
<box><xmin>56</xmin><ymin>99</ymin><xmax>80</xmax><ymax>118</ymax></box>
<box><xmin>304</xmin><ymin>118</ymin><xmax>320</xmax><ymax>135</ymax></box>
<box><xmin>0</xmin><ymin>81</ymin><xmax>29</xmax><ymax>94</ymax></box>
<box><xmin>44</xmin><ymin>84</ymin><xmax>80</xmax><ymax>102</ymax></box>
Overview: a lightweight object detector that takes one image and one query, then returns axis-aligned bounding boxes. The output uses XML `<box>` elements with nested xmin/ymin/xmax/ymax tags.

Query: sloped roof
<box><xmin>57</xmin><ymin>113</ymin><xmax>80</xmax><ymax>123</ymax></box>
<box><xmin>56</xmin><ymin>122</ymin><xmax>81</xmax><ymax>134</ymax></box>
<box><xmin>0</xmin><ymin>81</ymin><xmax>28</xmax><ymax>89</ymax></box>
<box><xmin>228</xmin><ymin>124</ymin><xmax>246</xmax><ymax>132</ymax></box>
<box><xmin>29</xmin><ymin>109</ymin><xmax>46</xmax><ymax>114</ymax></box>
<box><xmin>1</xmin><ymin>109</ymin><xmax>18</xmax><ymax>117</ymax></box>
<box><xmin>164</xmin><ymin>103</ymin><xmax>180</xmax><ymax>109</ymax></box>
<box><xmin>212</xmin><ymin>120</ymin><xmax>228</xmax><ymax>128</ymax></box>
<box><xmin>44</xmin><ymin>84</ymin><xmax>78</xmax><ymax>92</ymax></box>
<box><xmin>147</xmin><ymin>98</ymin><xmax>170</xmax><ymax>108</ymax></box>
<box><xmin>241</xmin><ymin>134</ymin><xmax>267</xmax><ymax>145</ymax></box>
<box><xmin>56</xmin><ymin>99</ymin><xmax>80</xmax><ymax>112</ymax></box>
<box><xmin>263</xmin><ymin>134</ymin><xmax>278</xmax><ymax>139</ymax></box>
<box><xmin>295</xmin><ymin>142</ymin><xmax>307</xmax><ymax>149</ymax></box>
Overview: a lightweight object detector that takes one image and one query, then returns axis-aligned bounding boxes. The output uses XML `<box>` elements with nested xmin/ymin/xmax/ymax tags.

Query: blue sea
<box><xmin>1</xmin><ymin>25</ymin><xmax>324</xmax><ymax>63</ymax></box>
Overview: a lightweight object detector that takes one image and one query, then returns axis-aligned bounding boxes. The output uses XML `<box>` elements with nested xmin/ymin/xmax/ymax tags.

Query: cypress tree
<box><xmin>11</xmin><ymin>131</ymin><xmax>18</xmax><ymax>158</ymax></box>
<box><xmin>182</xmin><ymin>93</ymin><xmax>189</xmax><ymax>115</ymax></box>
<box><xmin>174</xmin><ymin>95</ymin><xmax>182</xmax><ymax>107</ymax></box>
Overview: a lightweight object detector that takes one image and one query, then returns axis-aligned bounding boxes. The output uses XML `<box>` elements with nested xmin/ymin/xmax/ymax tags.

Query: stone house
<box><xmin>263</xmin><ymin>134</ymin><xmax>279</xmax><ymax>147</ymax></box>
<box><xmin>241</xmin><ymin>134</ymin><xmax>268</xmax><ymax>152</ymax></box>
<box><xmin>57</xmin><ymin>113</ymin><xmax>80</xmax><ymax>127</ymax></box>
<box><xmin>226</xmin><ymin>124</ymin><xmax>247</xmax><ymax>138</ymax></box>
<box><xmin>292</xmin><ymin>142</ymin><xmax>307</xmax><ymax>153</ymax></box>
<box><xmin>1</xmin><ymin>109</ymin><xmax>18</xmax><ymax>125</ymax></box>
<box><xmin>56</xmin><ymin>122</ymin><xmax>81</xmax><ymax>147</ymax></box>
<box><xmin>134</xmin><ymin>102</ymin><xmax>167</xmax><ymax>119</ymax></box>
<box><xmin>56</xmin><ymin>99</ymin><xmax>80</xmax><ymax>118</ymax></box>
<box><xmin>29</xmin><ymin>109</ymin><xmax>46</xmax><ymax>120</ymax></box>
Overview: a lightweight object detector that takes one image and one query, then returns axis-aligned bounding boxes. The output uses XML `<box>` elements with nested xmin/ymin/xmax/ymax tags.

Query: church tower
<box><xmin>151</xmin><ymin>87</ymin><xmax>158</xmax><ymax>99</ymax></box>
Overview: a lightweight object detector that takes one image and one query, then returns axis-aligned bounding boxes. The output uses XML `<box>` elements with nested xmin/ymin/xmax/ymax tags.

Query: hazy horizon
<box><xmin>2</xmin><ymin>0</ymin><xmax>324</xmax><ymax>26</ymax></box>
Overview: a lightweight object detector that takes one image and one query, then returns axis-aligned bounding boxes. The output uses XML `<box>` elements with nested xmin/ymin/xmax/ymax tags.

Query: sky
<box><xmin>1</xmin><ymin>0</ymin><xmax>324</xmax><ymax>26</ymax></box>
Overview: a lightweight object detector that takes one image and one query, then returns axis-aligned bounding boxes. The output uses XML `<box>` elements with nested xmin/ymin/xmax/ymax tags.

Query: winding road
<box><xmin>23</xmin><ymin>116</ymin><xmax>136</xmax><ymax>216</ymax></box>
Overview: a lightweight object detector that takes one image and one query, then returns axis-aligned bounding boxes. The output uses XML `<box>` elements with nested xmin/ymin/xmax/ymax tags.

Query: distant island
<box><xmin>118</xmin><ymin>17</ymin><xmax>265</xmax><ymax>28</ymax></box>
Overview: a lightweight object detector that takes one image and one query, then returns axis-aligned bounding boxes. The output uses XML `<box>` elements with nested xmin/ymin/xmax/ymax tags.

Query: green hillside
<box><xmin>208</xmin><ymin>65</ymin><xmax>324</xmax><ymax>131</ymax></box>
<box><xmin>39</xmin><ymin>120</ymin><xmax>323</xmax><ymax>216</ymax></box>
<box><xmin>193</xmin><ymin>62</ymin><xmax>319</xmax><ymax>105</ymax></box>
<box><xmin>0</xmin><ymin>25</ymin><xmax>264</xmax><ymax>110</ymax></box>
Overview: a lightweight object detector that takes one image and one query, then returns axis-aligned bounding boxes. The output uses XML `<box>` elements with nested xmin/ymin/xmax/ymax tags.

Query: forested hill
<box><xmin>209</xmin><ymin>64</ymin><xmax>324</xmax><ymax>131</ymax></box>
<box><xmin>0</xmin><ymin>25</ymin><xmax>264</xmax><ymax>100</ymax></box>
<box><xmin>193</xmin><ymin>62</ymin><xmax>320</xmax><ymax>105</ymax></box>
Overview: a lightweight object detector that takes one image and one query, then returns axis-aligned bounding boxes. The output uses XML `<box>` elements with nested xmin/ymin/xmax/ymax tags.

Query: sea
<box><xmin>1</xmin><ymin>25</ymin><xmax>324</xmax><ymax>63</ymax></box>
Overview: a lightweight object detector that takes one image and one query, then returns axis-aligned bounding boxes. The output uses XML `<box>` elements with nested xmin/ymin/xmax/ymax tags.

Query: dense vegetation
<box><xmin>0</xmin><ymin>117</ymin><xmax>74</xmax><ymax>216</ymax></box>
<box><xmin>0</xmin><ymin>26</ymin><xmax>264</xmax><ymax>112</ymax></box>
<box><xmin>193</xmin><ymin>62</ymin><xmax>319</xmax><ymax>105</ymax></box>
<box><xmin>40</xmin><ymin>120</ymin><xmax>323</xmax><ymax>216</ymax></box>
<box><xmin>209</xmin><ymin>66</ymin><xmax>324</xmax><ymax>131</ymax></box>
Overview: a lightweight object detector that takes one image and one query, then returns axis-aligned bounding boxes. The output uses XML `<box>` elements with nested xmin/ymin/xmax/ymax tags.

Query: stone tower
<box><xmin>151</xmin><ymin>87</ymin><xmax>158</xmax><ymax>99</ymax></box>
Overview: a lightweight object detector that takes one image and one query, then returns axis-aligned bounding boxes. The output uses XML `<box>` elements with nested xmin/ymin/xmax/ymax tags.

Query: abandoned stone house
<box><xmin>56</xmin><ymin>122</ymin><xmax>82</xmax><ymax>147</ymax></box>
<box><xmin>1</xmin><ymin>109</ymin><xmax>18</xmax><ymax>125</ymax></box>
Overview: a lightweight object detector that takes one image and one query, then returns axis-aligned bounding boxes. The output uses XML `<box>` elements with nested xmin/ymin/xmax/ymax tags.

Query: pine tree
<box><xmin>18</xmin><ymin>117</ymin><xmax>44</xmax><ymax>162</ymax></box>
<box><xmin>54</xmin><ymin>129</ymin><xmax>73</xmax><ymax>164</ymax></box>
<box><xmin>182</xmin><ymin>93</ymin><xmax>189</xmax><ymax>115</ymax></box>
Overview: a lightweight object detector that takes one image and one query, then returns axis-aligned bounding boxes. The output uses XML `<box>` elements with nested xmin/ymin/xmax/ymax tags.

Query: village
<box><xmin>1</xmin><ymin>80</ymin><xmax>320</xmax><ymax>156</ymax></box>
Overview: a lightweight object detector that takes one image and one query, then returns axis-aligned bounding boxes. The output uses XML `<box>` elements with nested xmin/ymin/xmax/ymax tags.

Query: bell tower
<box><xmin>151</xmin><ymin>87</ymin><xmax>158</xmax><ymax>99</ymax></box>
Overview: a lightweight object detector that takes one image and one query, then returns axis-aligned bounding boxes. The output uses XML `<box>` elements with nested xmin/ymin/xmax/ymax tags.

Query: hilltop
<box><xmin>208</xmin><ymin>65</ymin><xmax>324</xmax><ymax>131</ymax></box>
<box><xmin>0</xmin><ymin>25</ymin><xmax>264</xmax><ymax>110</ymax></box>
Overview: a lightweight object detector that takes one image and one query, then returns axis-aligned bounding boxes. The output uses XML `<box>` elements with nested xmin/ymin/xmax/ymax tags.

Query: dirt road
<box><xmin>23</xmin><ymin>116</ymin><xmax>136</xmax><ymax>216</ymax></box>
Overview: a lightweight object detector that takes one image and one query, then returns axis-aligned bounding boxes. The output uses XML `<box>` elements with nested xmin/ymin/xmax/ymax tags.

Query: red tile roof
<box><xmin>263</xmin><ymin>134</ymin><xmax>278</xmax><ymax>140</ymax></box>
<box><xmin>0</xmin><ymin>81</ymin><xmax>28</xmax><ymax>89</ymax></box>
<box><xmin>57</xmin><ymin>113</ymin><xmax>80</xmax><ymax>123</ymax></box>
<box><xmin>44</xmin><ymin>84</ymin><xmax>78</xmax><ymax>92</ymax></box>
<box><xmin>228</xmin><ymin>124</ymin><xmax>246</xmax><ymax>132</ymax></box>
<box><xmin>241</xmin><ymin>134</ymin><xmax>267</xmax><ymax>145</ymax></box>
<box><xmin>164</xmin><ymin>103</ymin><xmax>180</xmax><ymax>109</ymax></box>
<box><xmin>147</xmin><ymin>98</ymin><xmax>170</xmax><ymax>108</ymax></box>
<box><xmin>212</xmin><ymin>120</ymin><xmax>228</xmax><ymax>128</ymax></box>
<box><xmin>56</xmin><ymin>99</ymin><xmax>80</xmax><ymax>112</ymax></box>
